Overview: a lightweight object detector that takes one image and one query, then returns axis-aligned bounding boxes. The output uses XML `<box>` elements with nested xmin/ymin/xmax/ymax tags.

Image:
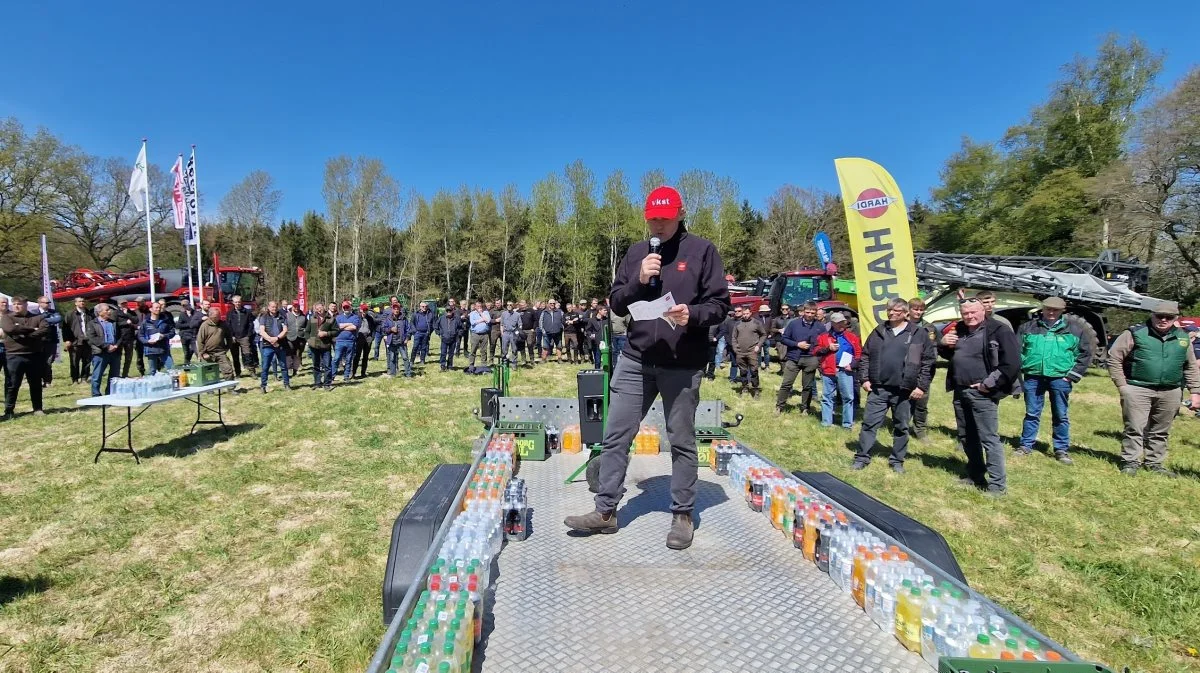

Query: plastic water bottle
<box><xmin>920</xmin><ymin>588</ymin><xmax>944</xmax><ymax>666</ymax></box>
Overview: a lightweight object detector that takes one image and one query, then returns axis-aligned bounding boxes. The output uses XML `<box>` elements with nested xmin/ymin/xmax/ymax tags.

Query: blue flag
<box><xmin>814</xmin><ymin>232</ymin><xmax>833</xmax><ymax>266</ymax></box>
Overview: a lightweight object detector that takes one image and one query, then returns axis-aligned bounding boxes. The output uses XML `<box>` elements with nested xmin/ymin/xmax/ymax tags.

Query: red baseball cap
<box><xmin>644</xmin><ymin>186</ymin><xmax>683</xmax><ymax>220</ymax></box>
<box><xmin>341</xmin><ymin>300</ymin><xmax>352</xmax><ymax>308</ymax></box>
<box><xmin>359</xmin><ymin>302</ymin><xmax>369</xmax><ymax>310</ymax></box>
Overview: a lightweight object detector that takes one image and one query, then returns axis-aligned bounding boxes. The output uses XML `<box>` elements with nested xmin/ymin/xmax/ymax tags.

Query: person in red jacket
<box><xmin>815</xmin><ymin>312</ymin><xmax>861</xmax><ymax>428</ymax></box>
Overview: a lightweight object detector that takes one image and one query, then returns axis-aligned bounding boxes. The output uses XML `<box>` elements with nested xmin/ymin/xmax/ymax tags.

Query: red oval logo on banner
<box><xmin>851</xmin><ymin>188</ymin><xmax>896</xmax><ymax>219</ymax></box>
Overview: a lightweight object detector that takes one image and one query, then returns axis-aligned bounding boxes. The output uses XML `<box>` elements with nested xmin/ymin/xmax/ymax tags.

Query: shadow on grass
<box><xmin>0</xmin><ymin>574</ymin><xmax>52</xmax><ymax>607</ymax></box>
<box><xmin>137</xmin><ymin>422</ymin><xmax>262</xmax><ymax>460</ymax></box>
<box><xmin>1092</xmin><ymin>429</ymin><xmax>1124</xmax><ymax>442</ymax></box>
<box><xmin>1066</xmin><ymin>443</ymin><xmax>1124</xmax><ymax>467</ymax></box>
<box><xmin>910</xmin><ymin>450</ymin><xmax>970</xmax><ymax>478</ymax></box>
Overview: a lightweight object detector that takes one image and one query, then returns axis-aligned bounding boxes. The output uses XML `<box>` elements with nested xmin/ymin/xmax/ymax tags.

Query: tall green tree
<box><xmin>521</xmin><ymin>173</ymin><xmax>564</xmax><ymax>300</ymax></box>
<box><xmin>929</xmin><ymin>36</ymin><xmax>1162</xmax><ymax>256</ymax></box>
<box><xmin>598</xmin><ymin>170</ymin><xmax>641</xmax><ymax>283</ymax></box>
<box><xmin>497</xmin><ymin>185</ymin><xmax>527</xmax><ymax>301</ymax></box>
<box><xmin>562</xmin><ymin>160</ymin><xmax>598</xmax><ymax>302</ymax></box>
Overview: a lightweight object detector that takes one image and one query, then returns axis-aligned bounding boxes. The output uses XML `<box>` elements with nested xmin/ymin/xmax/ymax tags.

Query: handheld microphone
<box><xmin>648</xmin><ymin>237</ymin><xmax>662</xmax><ymax>290</ymax></box>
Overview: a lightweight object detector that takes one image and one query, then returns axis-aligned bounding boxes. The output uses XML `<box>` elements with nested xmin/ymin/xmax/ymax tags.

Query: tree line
<box><xmin>3</xmin><ymin>35</ymin><xmax>1198</xmax><ymax>309</ymax></box>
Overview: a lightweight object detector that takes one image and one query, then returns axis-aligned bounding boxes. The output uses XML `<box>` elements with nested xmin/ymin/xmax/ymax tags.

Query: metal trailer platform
<box><xmin>478</xmin><ymin>451</ymin><xmax>926</xmax><ymax>673</ymax></box>
<box><xmin>368</xmin><ymin>398</ymin><xmax>1079</xmax><ymax>673</ymax></box>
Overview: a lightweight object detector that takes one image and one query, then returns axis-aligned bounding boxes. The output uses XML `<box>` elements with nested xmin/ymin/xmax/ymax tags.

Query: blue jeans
<box><xmin>310</xmin><ymin>348</ymin><xmax>332</xmax><ymax>386</ymax></box>
<box><xmin>439</xmin><ymin>337</ymin><xmax>456</xmax><ymax>369</ymax></box>
<box><xmin>147</xmin><ymin>353</ymin><xmax>174</xmax><ymax>375</ymax></box>
<box><xmin>1020</xmin><ymin>376</ymin><xmax>1072</xmax><ymax>452</ymax></box>
<box><xmin>373</xmin><ymin>332</ymin><xmax>385</xmax><ymax>359</ymax></box>
<box><xmin>260</xmin><ymin>345</ymin><xmax>290</xmax><ymax>388</ymax></box>
<box><xmin>387</xmin><ymin>342</ymin><xmax>412</xmax><ymax>376</ymax></box>
<box><xmin>90</xmin><ymin>351</ymin><xmax>120</xmax><ymax>397</ymax></box>
<box><xmin>410</xmin><ymin>333</ymin><xmax>430</xmax><ymax>364</ymax></box>
<box><xmin>759</xmin><ymin>339</ymin><xmax>772</xmax><ymax>368</ymax></box>
<box><xmin>333</xmin><ymin>341</ymin><xmax>356</xmax><ymax>381</ymax></box>
<box><xmin>612</xmin><ymin>335</ymin><xmax>627</xmax><ymax>369</ymax></box>
<box><xmin>714</xmin><ymin>336</ymin><xmax>725</xmax><ymax>369</ymax></box>
<box><xmin>821</xmin><ymin>371</ymin><xmax>856</xmax><ymax>428</ymax></box>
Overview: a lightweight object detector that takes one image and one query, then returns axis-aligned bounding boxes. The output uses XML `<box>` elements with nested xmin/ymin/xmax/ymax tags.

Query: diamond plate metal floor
<box><xmin>477</xmin><ymin>453</ymin><xmax>928</xmax><ymax>673</ymax></box>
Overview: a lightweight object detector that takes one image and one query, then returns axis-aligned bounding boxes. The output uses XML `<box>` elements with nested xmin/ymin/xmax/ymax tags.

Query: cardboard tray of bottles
<box><xmin>937</xmin><ymin>658</ymin><xmax>1114</xmax><ymax>673</ymax></box>
<box><xmin>183</xmin><ymin>363</ymin><xmax>220</xmax><ymax>386</ymax></box>
<box><xmin>492</xmin><ymin>420</ymin><xmax>547</xmax><ymax>461</ymax></box>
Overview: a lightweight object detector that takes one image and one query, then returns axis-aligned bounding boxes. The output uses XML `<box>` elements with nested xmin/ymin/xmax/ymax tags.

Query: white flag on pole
<box><xmin>129</xmin><ymin>143</ymin><xmax>149</xmax><ymax>212</ymax></box>
<box><xmin>170</xmin><ymin>155</ymin><xmax>186</xmax><ymax>230</ymax></box>
<box><xmin>183</xmin><ymin>151</ymin><xmax>199</xmax><ymax>245</ymax></box>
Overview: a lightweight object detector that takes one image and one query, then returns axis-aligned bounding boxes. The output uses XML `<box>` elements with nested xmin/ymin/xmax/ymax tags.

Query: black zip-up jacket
<box><xmin>226</xmin><ymin>307</ymin><xmax>255</xmax><ymax>339</ymax></box>
<box><xmin>610</xmin><ymin>228</ymin><xmax>730</xmax><ymax>370</ymax></box>
<box><xmin>436</xmin><ymin>310</ymin><xmax>463</xmax><ymax>341</ymax></box>
<box><xmin>858</xmin><ymin>321</ymin><xmax>936</xmax><ymax>392</ymax></box>
<box><xmin>937</xmin><ymin>318</ymin><xmax>1021</xmax><ymax>400</ymax></box>
<box><xmin>117</xmin><ymin>308</ymin><xmax>139</xmax><ymax>345</ymax></box>
<box><xmin>178</xmin><ymin>309</ymin><xmax>203</xmax><ymax>341</ymax></box>
<box><xmin>518</xmin><ymin>309</ymin><xmax>536</xmax><ymax>331</ymax></box>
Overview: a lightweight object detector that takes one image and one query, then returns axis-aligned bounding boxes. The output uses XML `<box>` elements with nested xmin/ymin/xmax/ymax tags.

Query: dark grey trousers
<box><xmin>855</xmin><ymin>386</ymin><xmax>911</xmax><ymax>466</ymax></box>
<box><xmin>953</xmin><ymin>388</ymin><xmax>1006</xmax><ymax>490</ymax></box>
<box><xmin>595</xmin><ymin>357</ymin><xmax>703</xmax><ymax>514</ymax></box>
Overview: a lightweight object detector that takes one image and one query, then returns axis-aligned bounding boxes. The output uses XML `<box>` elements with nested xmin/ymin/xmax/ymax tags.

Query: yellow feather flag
<box><xmin>834</xmin><ymin>158</ymin><xmax>919</xmax><ymax>335</ymax></box>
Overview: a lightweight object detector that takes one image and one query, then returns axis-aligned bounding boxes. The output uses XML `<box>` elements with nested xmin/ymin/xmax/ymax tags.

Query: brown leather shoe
<box><xmin>564</xmin><ymin>510</ymin><xmax>618</xmax><ymax>534</ymax></box>
<box><xmin>666</xmin><ymin>513</ymin><xmax>694</xmax><ymax>550</ymax></box>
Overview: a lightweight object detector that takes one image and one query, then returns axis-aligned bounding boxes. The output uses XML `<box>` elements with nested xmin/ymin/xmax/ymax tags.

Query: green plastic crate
<box><xmin>694</xmin><ymin>426</ymin><xmax>731</xmax><ymax>469</ymax></box>
<box><xmin>493</xmin><ymin>420</ymin><xmax>547</xmax><ymax>461</ymax></box>
<box><xmin>183</xmin><ymin>363</ymin><xmax>220</xmax><ymax>386</ymax></box>
<box><xmin>938</xmin><ymin>659</ymin><xmax>1113</xmax><ymax>673</ymax></box>
<box><xmin>695</xmin><ymin>426</ymin><xmax>731</xmax><ymax>442</ymax></box>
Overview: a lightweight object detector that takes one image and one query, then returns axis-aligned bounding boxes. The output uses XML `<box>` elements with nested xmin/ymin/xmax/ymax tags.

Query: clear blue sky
<box><xmin>2</xmin><ymin>0</ymin><xmax>1198</xmax><ymax>223</ymax></box>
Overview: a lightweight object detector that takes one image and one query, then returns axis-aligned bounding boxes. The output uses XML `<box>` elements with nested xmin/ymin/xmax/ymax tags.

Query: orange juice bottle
<box><xmin>771</xmin><ymin>484</ymin><xmax>785</xmax><ymax>529</ymax></box>
<box><xmin>852</xmin><ymin>551</ymin><xmax>874</xmax><ymax>608</ymax></box>
<box><xmin>802</xmin><ymin>507</ymin><xmax>819</xmax><ymax>560</ymax></box>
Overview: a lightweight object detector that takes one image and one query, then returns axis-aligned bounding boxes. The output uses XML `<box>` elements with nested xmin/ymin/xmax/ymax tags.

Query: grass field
<box><xmin>1</xmin><ymin>344</ymin><xmax>1199</xmax><ymax>672</ymax></box>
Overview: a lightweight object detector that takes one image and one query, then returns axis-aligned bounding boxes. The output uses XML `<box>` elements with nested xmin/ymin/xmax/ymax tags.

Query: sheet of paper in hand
<box><xmin>628</xmin><ymin>292</ymin><xmax>678</xmax><ymax>329</ymax></box>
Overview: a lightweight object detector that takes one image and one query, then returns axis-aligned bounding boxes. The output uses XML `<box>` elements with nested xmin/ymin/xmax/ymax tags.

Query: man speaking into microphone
<box><xmin>564</xmin><ymin>185</ymin><xmax>731</xmax><ymax>550</ymax></box>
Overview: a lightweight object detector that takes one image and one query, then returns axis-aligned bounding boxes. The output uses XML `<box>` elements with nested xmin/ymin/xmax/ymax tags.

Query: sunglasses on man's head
<box><xmin>958</xmin><ymin>298</ymin><xmax>981</xmax><ymax>305</ymax></box>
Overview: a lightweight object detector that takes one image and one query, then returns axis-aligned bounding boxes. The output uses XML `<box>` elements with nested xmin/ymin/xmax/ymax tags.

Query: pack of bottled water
<box><xmin>107</xmin><ymin>373</ymin><xmax>174</xmax><ymax>401</ymax></box>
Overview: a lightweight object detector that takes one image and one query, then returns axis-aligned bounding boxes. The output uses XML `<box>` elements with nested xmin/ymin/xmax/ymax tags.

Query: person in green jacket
<box><xmin>1107</xmin><ymin>300</ymin><xmax>1200</xmax><ymax>477</ymax></box>
<box><xmin>1015</xmin><ymin>297</ymin><xmax>1093</xmax><ymax>463</ymax></box>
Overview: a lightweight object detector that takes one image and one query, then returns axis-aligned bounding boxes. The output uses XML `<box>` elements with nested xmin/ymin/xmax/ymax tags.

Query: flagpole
<box><xmin>177</xmin><ymin>153</ymin><xmax>194</xmax><ymax>305</ymax></box>
<box><xmin>142</xmin><ymin>138</ymin><xmax>156</xmax><ymax>303</ymax></box>
<box><xmin>192</xmin><ymin>145</ymin><xmax>205</xmax><ymax>302</ymax></box>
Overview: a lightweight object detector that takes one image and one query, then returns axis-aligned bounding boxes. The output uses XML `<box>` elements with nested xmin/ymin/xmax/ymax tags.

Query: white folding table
<box><xmin>76</xmin><ymin>381</ymin><xmax>239</xmax><ymax>463</ymax></box>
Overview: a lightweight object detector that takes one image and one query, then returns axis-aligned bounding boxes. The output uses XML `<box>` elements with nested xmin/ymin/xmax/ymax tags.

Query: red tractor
<box><xmin>52</xmin><ymin>255</ymin><xmax>262</xmax><ymax>319</ymax></box>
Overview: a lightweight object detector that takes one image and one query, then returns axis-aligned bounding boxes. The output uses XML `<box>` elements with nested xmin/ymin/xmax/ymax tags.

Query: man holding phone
<box><xmin>564</xmin><ymin>186</ymin><xmax>730</xmax><ymax>550</ymax></box>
